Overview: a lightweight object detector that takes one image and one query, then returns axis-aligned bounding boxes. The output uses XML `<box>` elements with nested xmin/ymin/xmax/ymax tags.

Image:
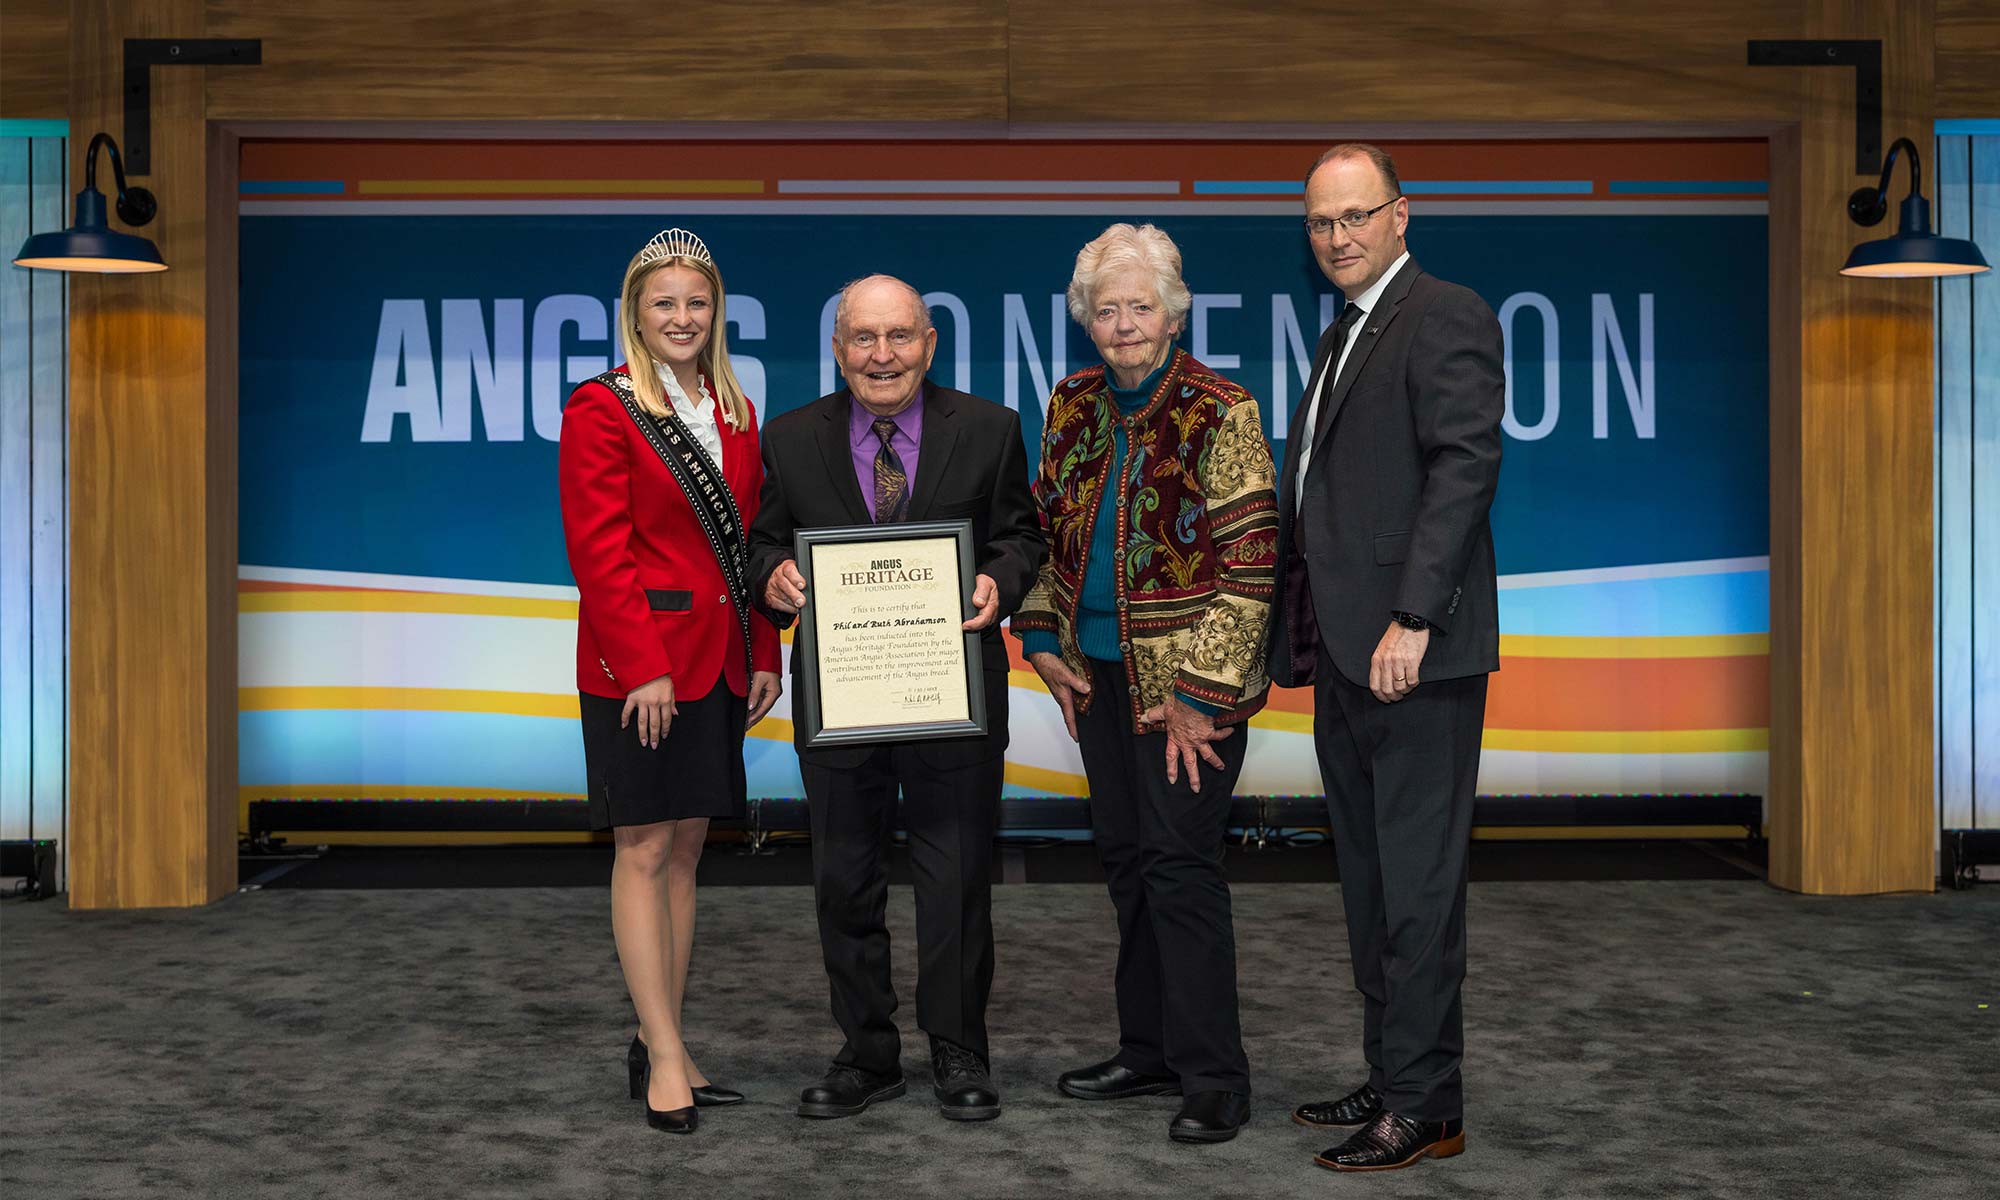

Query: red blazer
<box><xmin>558</xmin><ymin>366</ymin><xmax>780</xmax><ymax>701</ymax></box>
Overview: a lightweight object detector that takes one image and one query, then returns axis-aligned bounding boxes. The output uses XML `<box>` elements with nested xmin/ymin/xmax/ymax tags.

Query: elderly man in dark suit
<box><xmin>750</xmin><ymin>274</ymin><xmax>1044</xmax><ymax>1123</ymax></box>
<box><xmin>1266</xmin><ymin>144</ymin><xmax>1505</xmax><ymax>1173</ymax></box>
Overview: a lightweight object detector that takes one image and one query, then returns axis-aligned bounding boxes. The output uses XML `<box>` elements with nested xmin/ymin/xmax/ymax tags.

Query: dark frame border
<box><xmin>793</xmin><ymin>519</ymin><xmax>987</xmax><ymax>748</ymax></box>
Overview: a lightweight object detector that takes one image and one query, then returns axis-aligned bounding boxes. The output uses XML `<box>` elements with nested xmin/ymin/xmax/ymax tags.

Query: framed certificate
<box><xmin>793</xmin><ymin>520</ymin><xmax>988</xmax><ymax>748</ymax></box>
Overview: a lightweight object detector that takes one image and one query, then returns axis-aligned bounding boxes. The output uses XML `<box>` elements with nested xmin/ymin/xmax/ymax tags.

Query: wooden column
<box><xmin>65</xmin><ymin>0</ymin><xmax>236</xmax><ymax>908</ymax></box>
<box><xmin>1767</xmin><ymin>0</ymin><xmax>1937</xmax><ymax>894</ymax></box>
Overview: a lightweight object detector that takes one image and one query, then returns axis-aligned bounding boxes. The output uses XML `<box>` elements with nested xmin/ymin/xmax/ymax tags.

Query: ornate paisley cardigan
<box><xmin>1014</xmin><ymin>349</ymin><xmax>1278</xmax><ymax>725</ymax></box>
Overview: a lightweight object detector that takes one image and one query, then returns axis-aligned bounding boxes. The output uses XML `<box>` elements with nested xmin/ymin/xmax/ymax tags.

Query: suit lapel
<box><xmin>1309</xmin><ymin>258</ymin><xmax>1422</xmax><ymax>458</ymax></box>
<box><xmin>907</xmin><ymin>384</ymin><xmax>960</xmax><ymax>519</ymax></box>
<box><xmin>814</xmin><ymin>393</ymin><xmax>873</xmax><ymax>525</ymax></box>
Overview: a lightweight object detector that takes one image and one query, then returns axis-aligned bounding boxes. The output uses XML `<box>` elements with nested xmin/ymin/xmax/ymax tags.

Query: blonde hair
<box><xmin>617</xmin><ymin>246</ymin><xmax>751</xmax><ymax>428</ymax></box>
<box><xmin>1065</xmin><ymin>223</ymin><xmax>1193</xmax><ymax>327</ymax></box>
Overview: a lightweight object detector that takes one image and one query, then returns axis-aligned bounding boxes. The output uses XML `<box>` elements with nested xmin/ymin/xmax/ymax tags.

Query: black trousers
<box><xmin>1074</xmin><ymin>657</ymin><xmax>1251</xmax><ymax>1096</ymax></box>
<box><xmin>1313</xmin><ymin>648</ymin><xmax>1488</xmax><ymax>1122</ymax></box>
<box><xmin>801</xmin><ymin>747</ymin><xmax>1000</xmax><ymax>1075</ymax></box>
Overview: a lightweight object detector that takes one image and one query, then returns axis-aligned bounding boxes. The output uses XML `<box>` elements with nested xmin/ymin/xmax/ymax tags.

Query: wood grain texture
<box><xmin>1937</xmin><ymin>0</ymin><xmax>2000</xmax><ymax>117</ymax></box>
<box><xmin>1766</xmin><ymin>123</ymin><xmax>1804</xmax><ymax>893</ymax></box>
<box><xmin>66</xmin><ymin>0</ymin><xmax>235</xmax><ymax>908</ymax></box>
<box><xmin>205</xmin><ymin>124</ymin><xmax>240</xmax><ymax>901</ymax></box>
<box><xmin>0</xmin><ymin>0</ymin><xmax>69</xmax><ymax>120</ymax></box>
<box><xmin>1767</xmin><ymin>0</ymin><xmax>1936</xmax><ymax>895</ymax></box>
<box><xmin>202</xmin><ymin>0</ymin><xmax>1007</xmax><ymax>123</ymax></box>
<box><xmin>1008</xmin><ymin>0</ymin><xmax>1807</xmax><ymax>124</ymax></box>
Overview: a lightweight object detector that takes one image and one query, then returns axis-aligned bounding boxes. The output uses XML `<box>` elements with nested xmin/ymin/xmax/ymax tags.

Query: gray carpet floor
<box><xmin>2</xmin><ymin>876</ymin><xmax>1995</xmax><ymax>1199</ymax></box>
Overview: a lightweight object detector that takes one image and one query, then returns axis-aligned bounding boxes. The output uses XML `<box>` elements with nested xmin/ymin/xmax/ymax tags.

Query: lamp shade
<box><xmin>1841</xmin><ymin>191</ymin><xmax>1990</xmax><ymax>279</ymax></box>
<box><xmin>11</xmin><ymin>185</ymin><xmax>167</xmax><ymax>274</ymax></box>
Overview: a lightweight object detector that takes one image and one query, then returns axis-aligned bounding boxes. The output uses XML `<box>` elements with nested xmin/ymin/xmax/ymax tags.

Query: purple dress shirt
<box><xmin>848</xmin><ymin>393</ymin><xmax>924</xmax><ymax>520</ymax></box>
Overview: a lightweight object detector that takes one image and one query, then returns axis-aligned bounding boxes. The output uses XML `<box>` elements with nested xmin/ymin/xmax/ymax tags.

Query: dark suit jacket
<box><xmin>749</xmin><ymin>381</ymin><xmax>1045</xmax><ymax>769</ymax></box>
<box><xmin>1267</xmin><ymin>258</ymin><xmax>1505</xmax><ymax>690</ymax></box>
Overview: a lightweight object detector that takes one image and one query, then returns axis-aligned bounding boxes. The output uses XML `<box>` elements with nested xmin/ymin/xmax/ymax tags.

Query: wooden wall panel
<box><xmin>1767</xmin><ymin>0</ymin><xmax>1936</xmax><ymax>894</ymax></box>
<box><xmin>1008</xmin><ymin>0</ymin><xmax>1805</xmax><ymax>125</ymax></box>
<box><xmin>202</xmin><ymin>0</ymin><xmax>1008</xmax><ymax>123</ymax></box>
<box><xmin>0</xmin><ymin>0</ymin><xmax>69</xmax><ymax>120</ymax></box>
<box><xmin>1938</xmin><ymin>0</ymin><xmax>2000</xmax><ymax>117</ymax></box>
<box><xmin>1767</xmin><ymin>123</ymin><xmax>1804</xmax><ymax>892</ymax></box>
<box><xmin>66</xmin><ymin>0</ymin><xmax>234</xmax><ymax>908</ymax></box>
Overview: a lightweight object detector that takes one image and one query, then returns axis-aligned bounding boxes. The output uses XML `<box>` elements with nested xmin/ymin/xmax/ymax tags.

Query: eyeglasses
<box><xmin>843</xmin><ymin>329</ymin><xmax>920</xmax><ymax>351</ymax></box>
<box><xmin>1303</xmin><ymin>197</ymin><xmax>1401</xmax><ymax>238</ymax></box>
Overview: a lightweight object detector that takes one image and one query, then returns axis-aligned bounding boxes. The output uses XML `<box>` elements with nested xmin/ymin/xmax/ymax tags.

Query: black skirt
<box><xmin>579</xmin><ymin>687</ymin><xmax>747</xmax><ymax>830</ymax></box>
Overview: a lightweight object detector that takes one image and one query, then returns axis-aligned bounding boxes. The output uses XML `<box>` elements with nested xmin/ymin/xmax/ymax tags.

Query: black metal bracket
<box><xmin>1746</xmin><ymin>39</ymin><xmax>1883</xmax><ymax>175</ymax></box>
<box><xmin>123</xmin><ymin>38</ymin><xmax>262</xmax><ymax>175</ymax></box>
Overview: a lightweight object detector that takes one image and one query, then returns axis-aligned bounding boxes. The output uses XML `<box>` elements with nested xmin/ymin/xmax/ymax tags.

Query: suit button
<box><xmin>718</xmin><ymin>594</ymin><xmax>727</xmax><ymax>604</ymax></box>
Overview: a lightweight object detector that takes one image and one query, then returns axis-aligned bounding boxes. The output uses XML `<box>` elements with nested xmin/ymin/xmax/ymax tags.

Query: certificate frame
<box><xmin>793</xmin><ymin>519</ymin><xmax>988</xmax><ymax>748</ymax></box>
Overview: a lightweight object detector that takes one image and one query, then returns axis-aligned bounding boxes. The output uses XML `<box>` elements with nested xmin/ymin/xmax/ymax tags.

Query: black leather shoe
<box><xmin>1168</xmin><ymin>1090</ymin><xmax>1251</xmax><ymax>1143</ymax></box>
<box><xmin>931</xmin><ymin>1037</ymin><xmax>1001</xmax><ymax>1121</ymax></box>
<box><xmin>1056</xmin><ymin>1057</ymin><xmax>1182</xmax><ymax>1101</ymax></box>
<box><xmin>796</xmin><ymin>1065</ymin><xmax>907</xmax><ymax>1119</ymax></box>
<box><xmin>1292</xmin><ymin>1082</ymin><xmax>1382</xmax><ymax>1128</ymax></box>
<box><xmin>646</xmin><ymin>1103</ymin><xmax>698</xmax><ymax>1134</ymax></box>
<box><xmin>691</xmin><ymin>1084</ymin><xmax>744</xmax><ymax>1108</ymax></box>
<box><xmin>1315</xmin><ymin>1111</ymin><xmax>1466</xmax><ymax>1171</ymax></box>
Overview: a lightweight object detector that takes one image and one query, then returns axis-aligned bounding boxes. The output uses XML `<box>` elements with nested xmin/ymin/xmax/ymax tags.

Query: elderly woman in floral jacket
<box><xmin>1014</xmin><ymin>222</ymin><xmax>1277</xmax><ymax>1146</ymax></box>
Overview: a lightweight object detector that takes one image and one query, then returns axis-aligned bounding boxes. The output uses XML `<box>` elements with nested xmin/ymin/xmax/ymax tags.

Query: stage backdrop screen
<box><xmin>236</xmin><ymin>137</ymin><xmax>1770</xmax><ymax>817</ymax></box>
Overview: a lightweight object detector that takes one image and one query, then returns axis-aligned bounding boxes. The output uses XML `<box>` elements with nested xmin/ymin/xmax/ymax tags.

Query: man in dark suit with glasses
<box><xmin>1267</xmin><ymin>144</ymin><xmax>1505</xmax><ymax>1173</ymax></box>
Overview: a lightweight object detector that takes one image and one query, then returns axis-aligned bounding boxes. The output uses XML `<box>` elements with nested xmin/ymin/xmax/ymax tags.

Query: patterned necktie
<box><xmin>871</xmin><ymin>416</ymin><xmax>909</xmax><ymax>523</ymax></box>
<box><xmin>1311</xmin><ymin>302</ymin><xmax>1369</xmax><ymax>443</ymax></box>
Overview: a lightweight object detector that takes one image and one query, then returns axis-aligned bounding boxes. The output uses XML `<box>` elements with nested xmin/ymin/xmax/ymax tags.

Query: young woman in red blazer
<box><xmin>558</xmin><ymin>229</ymin><xmax>781</xmax><ymax>1134</ymax></box>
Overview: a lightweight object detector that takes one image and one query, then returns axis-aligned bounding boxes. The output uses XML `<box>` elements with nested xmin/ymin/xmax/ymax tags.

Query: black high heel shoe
<box><xmin>627</xmin><ymin>1036</ymin><xmax>648</xmax><ymax>1101</ymax></box>
<box><xmin>646</xmin><ymin>1103</ymin><xmax>698</xmax><ymax>1134</ymax></box>
<box><xmin>628</xmin><ymin>1036</ymin><xmax>744</xmax><ymax>1107</ymax></box>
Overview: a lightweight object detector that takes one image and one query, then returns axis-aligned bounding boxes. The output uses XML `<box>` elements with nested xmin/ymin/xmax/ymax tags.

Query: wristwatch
<box><xmin>1391</xmin><ymin>610</ymin><xmax>1429</xmax><ymax>631</ymax></box>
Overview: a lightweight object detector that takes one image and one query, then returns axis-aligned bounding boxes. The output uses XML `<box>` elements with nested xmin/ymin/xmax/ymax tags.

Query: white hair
<box><xmin>1065</xmin><ymin>223</ymin><xmax>1193</xmax><ymax>326</ymax></box>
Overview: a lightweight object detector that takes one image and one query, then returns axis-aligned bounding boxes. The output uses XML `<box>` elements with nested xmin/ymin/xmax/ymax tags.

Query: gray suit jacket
<box><xmin>1267</xmin><ymin>258</ymin><xmax>1505</xmax><ymax>690</ymax></box>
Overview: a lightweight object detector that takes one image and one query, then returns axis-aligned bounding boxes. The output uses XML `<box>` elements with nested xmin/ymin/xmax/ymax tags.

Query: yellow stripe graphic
<box><xmin>242</xmin><ymin>590</ymin><xmax>578</xmax><ymax>619</ymax></box>
<box><xmin>1499</xmin><ymin>633</ymin><xmax>1768</xmax><ymax>658</ymax></box>
<box><xmin>1482</xmin><ymin>727</ymin><xmax>1768</xmax><ymax>753</ymax></box>
<box><xmin>241</xmin><ymin>690</ymin><xmax>1765</xmax><ymax>756</ymax></box>
<box><xmin>241</xmin><ymin>686</ymin><xmax>580</xmax><ymax>718</ymax></box>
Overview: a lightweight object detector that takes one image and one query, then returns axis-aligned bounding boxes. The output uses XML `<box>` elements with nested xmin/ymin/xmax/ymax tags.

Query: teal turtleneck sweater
<box><xmin>1021</xmin><ymin>358</ymin><xmax>1167</xmax><ymax>663</ymax></box>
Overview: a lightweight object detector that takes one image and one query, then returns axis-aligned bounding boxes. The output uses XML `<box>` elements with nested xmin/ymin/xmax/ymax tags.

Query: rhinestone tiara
<box><xmin>635</xmin><ymin>227</ymin><xmax>714</xmax><ymax>268</ymax></box>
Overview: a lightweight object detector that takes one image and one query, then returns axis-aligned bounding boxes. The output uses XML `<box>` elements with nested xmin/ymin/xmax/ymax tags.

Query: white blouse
<box><xmin>655</xmin><ymin>364</ymin><xmax>724</xmax><ymax>470</ymax></box>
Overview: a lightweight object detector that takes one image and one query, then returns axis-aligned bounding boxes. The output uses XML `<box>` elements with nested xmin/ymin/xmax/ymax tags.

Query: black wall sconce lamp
<box><xmin>1747</xmin><ymin>38</ymin><xmax>1991</xmax><ymax>280</ymax></box>
<box><xmin>11</xmin><ymin>132</ymin><xmax>166</xmax><ymax>273</ymax></box>
<box><xmin>10</xmin><ymin>38</ymin><xmax>260</xmax><ymax>275</ymax></box>
<box><xmin>1841</xmin><ymin>137</ymin><xmax>1989</xmax><ymax>278</ymax></box>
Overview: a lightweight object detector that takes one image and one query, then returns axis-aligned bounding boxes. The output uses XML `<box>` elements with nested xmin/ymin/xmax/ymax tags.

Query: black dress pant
<box><xmin>1313</xmin><ymin>647</ymin><xmax>1488</xmax><ymax>1122</ymax></box>
<box><xmin>1074</xmin><ymin>657</ymin><xmax>1251</xmax><ymax>1096</ymax></box>
<box><xmin>801</xmin><ymin>746</ymin><xmax>1000</xmax><ymax>1075</ymax></box>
